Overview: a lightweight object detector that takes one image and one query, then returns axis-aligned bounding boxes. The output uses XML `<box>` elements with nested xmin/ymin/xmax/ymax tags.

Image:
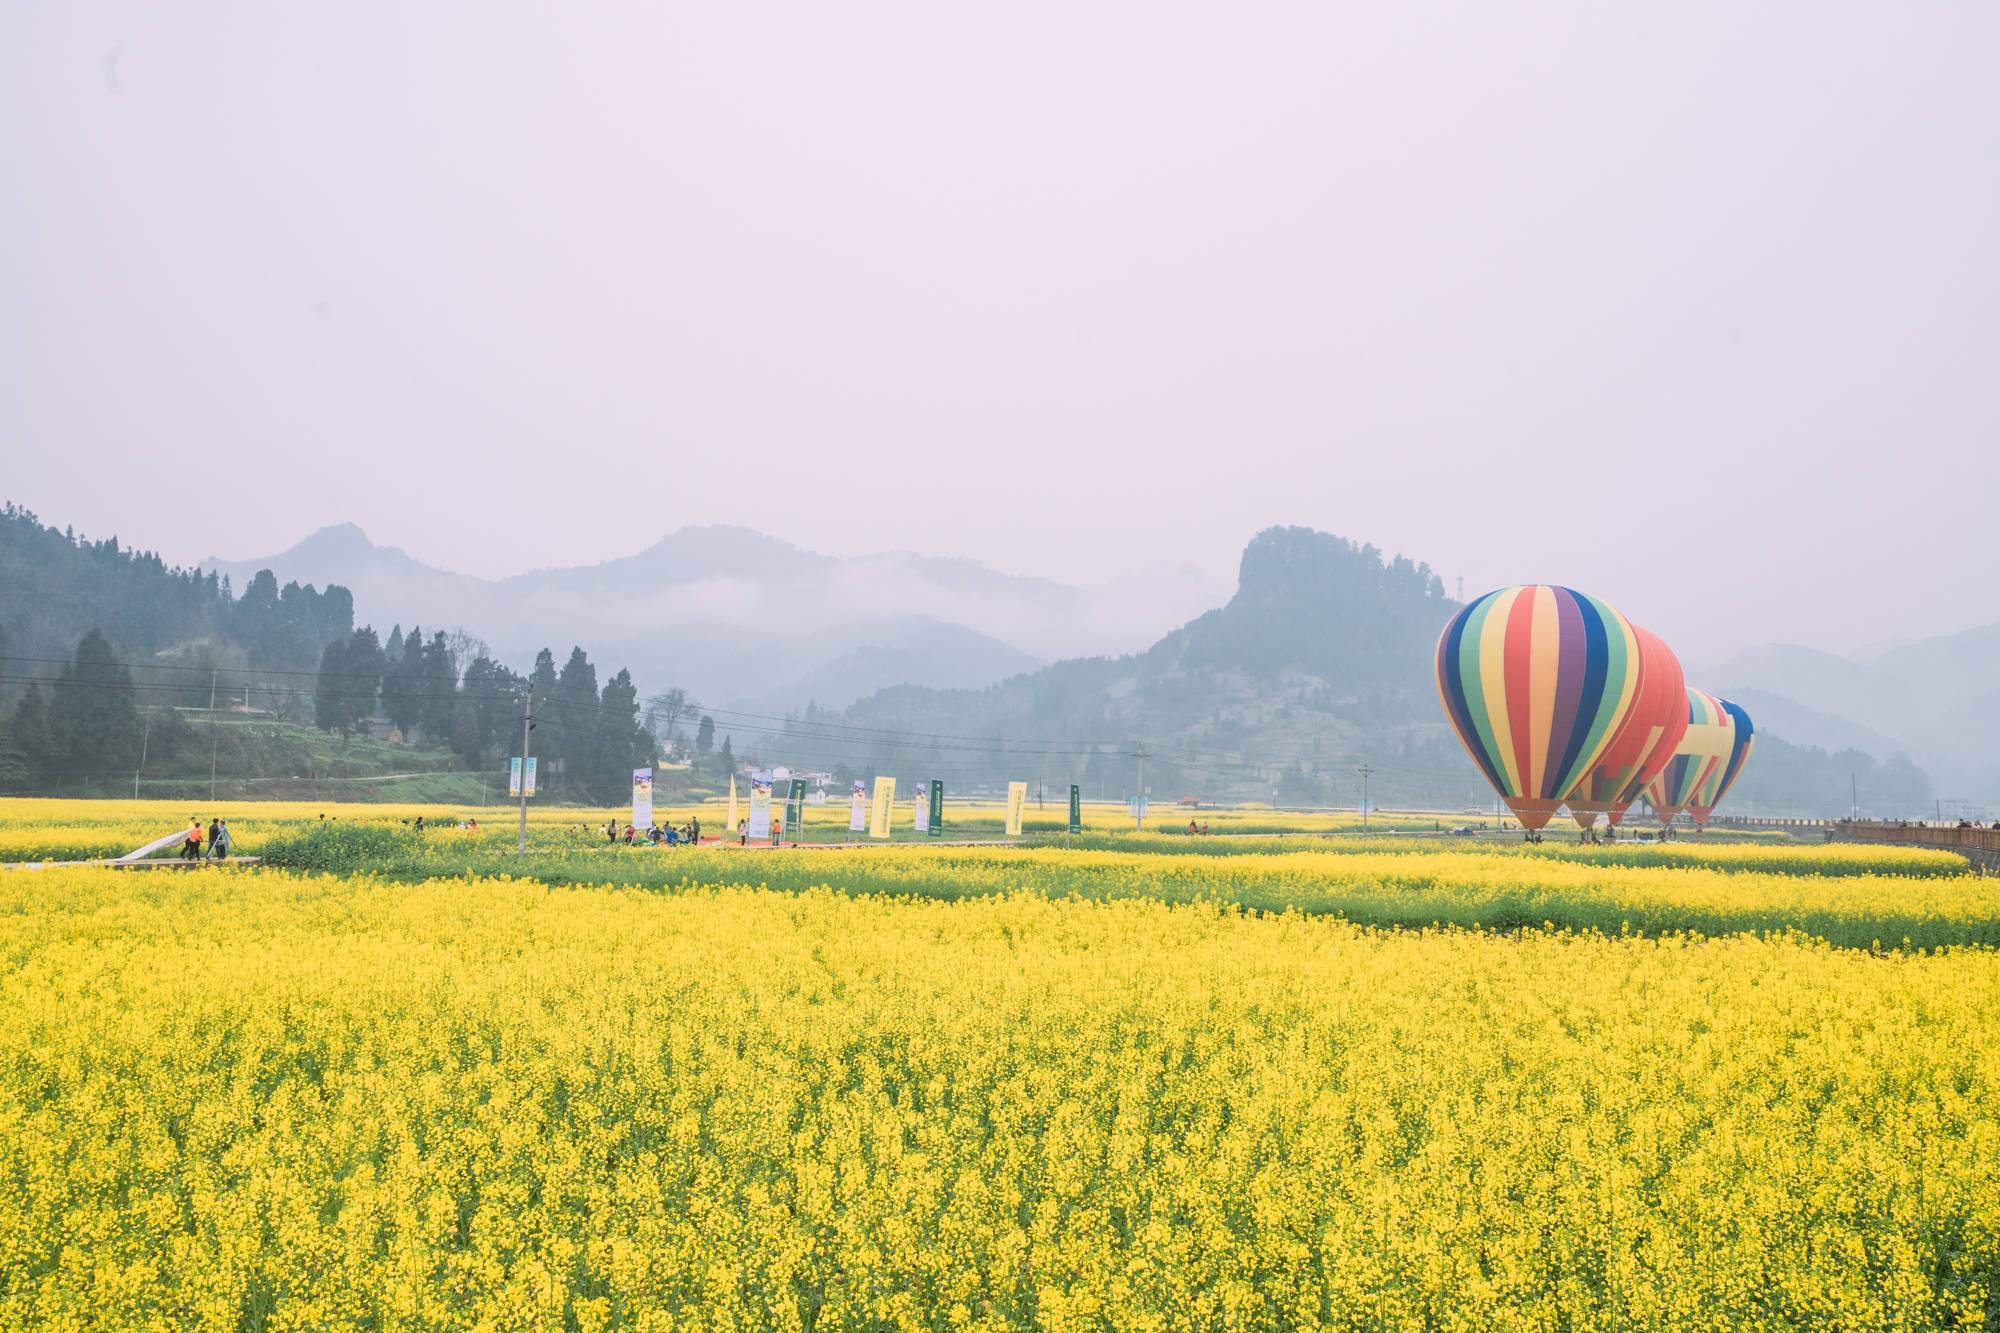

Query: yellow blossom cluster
<box><xmin>2</xmin><ymin>866</ymin><xmax>1997</xmax><ymax>1329</ymax></box>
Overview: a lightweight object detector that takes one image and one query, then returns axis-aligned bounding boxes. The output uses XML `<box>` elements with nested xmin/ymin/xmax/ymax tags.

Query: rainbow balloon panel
<box><xmin>1643</xmin><ymin>688</ymin><xmax>1735</xmax><ymax>825</ymax></box>
<box><xmin>1686</xmin><ymin>696</ymin><xmax>1756</xmax><ymax>825</ymax></box>
<box><xmin>1435</xmin><ymin>586</ymin><xmax>1641</xmax><ymax>830</ymax></box>
<box><xmin>1567</xmin><ymin>623</ymin><xmax>1688</xmax><ymax>828</ymax></box>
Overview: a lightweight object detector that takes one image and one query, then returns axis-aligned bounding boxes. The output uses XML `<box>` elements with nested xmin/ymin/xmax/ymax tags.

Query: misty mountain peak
<box><xmin>294</xmin><ymin>522</ymin><xmax>378</xmax><ymax>556</ymax></box>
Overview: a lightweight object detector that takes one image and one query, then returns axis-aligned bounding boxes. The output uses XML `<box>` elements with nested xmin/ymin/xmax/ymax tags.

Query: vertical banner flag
<box><xmin>524</xmin><ymin>758</ymin><xmax>537</xmax><ymax>797</ymax></box>
<box><xmin>848</xmin><ymin>780</ymin><xmax>867</xmax><ymax>832</ymax></box>
<box><xmin>509</xmin><ymin>758</ymin><xmax>522</xmax><ymax>796</ymax></box>
<box><xmin>725</xmin><ymin>777</ymin><xmax>739</xmax><ymax>837</ymax></box>
<box><xmin>748</xmin><ymin>771</ymin><xmax>773</xmax><ymax>840</ymax></box>
<box><xmin>1006</xmin><ymin>781</ymin><xmax>1027</xmax><ymax>836</ymax></box>
<box><xmin>1068</xmin><ymin>784</ymin><xmax>1082</xmax><ymax>835</ymax></box>
<box><xmin>928</xmin><ymin>780</ymin><xmax>944</xmax><ymax>836</ymax></box>
<box><xmin>632</xmin><ymin>768</ymin><xmax>653</xmax><ymax>831</ymax></box>
<box><xmin>786</xmin><ymin>779</ymin><xmax>807</xmax><ymax>842</ymax></box>
<box><xmin>913</xmin><ymin>785</ymin><xmax>930</xmax><ymax>835</ymax></box>
<box><xmin>870</xmin><ymin>776</ymin><xmax>896</xmax><ymax>839</ymax></box>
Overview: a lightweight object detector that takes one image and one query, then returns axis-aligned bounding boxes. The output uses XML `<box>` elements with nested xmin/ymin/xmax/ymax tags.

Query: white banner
<box><xmin>869</xmin><ymin>776</ymin><xmax>896</xmax><ymax>839</ymax></box>
<box><xmin>632</xmin><ymin>768</ymin><xmax>653</xmax><ymax>831</ymax></box>
<box><xmin>524</xmin><ymin>758</ymin><xmax>537</xmax><ymax>797</ymax></box>
<box><xmin>849</xmin><ymin>780</ymin><xmax>867</xmax><ymax>832</ymax></box>
<box><xmin>913</xmin><ymin>784</ymin><xmax>930</xmax><ymax>834</ymax></box>
<box><xmin>748</xmin><ymin>771</ymin><xmax>773</xmax><ymax>840</ymax></box>
<box><xmin>509</xmin><ymin>758</ymin><xmax>522</xmax><ymax>796</ymax></box>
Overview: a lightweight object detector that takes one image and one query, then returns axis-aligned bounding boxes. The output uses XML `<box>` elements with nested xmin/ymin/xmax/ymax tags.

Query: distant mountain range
<box><xmin>1704</xmin><ymin>625</ymin><xmax>2000</xmax><ymax>804</ymax></box>
<box><xmin>201</xmin><ymin>524</ymin><xmax>1227</xmax><ymax>713</ymax></box>
<box><xmin>199</xmin><ymin>520</ymin><xmax>2000</xmax><ymax>813</ymax></box>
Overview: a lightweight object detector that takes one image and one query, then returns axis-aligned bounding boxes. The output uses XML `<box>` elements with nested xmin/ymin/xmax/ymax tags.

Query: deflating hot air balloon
<box><xmin>1685</xmin><ymin>696</ymin><xmax>1754</xmax><ymax>827</ymax></box>
<box><xmin>1643</xmin><ymin>688</ymin><xmax>1735</xmax><ymax>829</ymax></box>
<box><xmin>1565</xmin><ymin>623</ymin><xmax>1688</xmax><ymax>830</ymax></box>
<box><xmin>1436</xmin><ymin>585</ymin><xmax>1642</xmax><ymax>833</ymax></box>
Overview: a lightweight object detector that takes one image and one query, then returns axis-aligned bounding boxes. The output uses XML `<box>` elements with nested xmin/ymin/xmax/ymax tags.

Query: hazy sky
<box><xmin>4</xmin><ymin>2</ymin><xmax>1995</xmax><ymax>665</ymax></box>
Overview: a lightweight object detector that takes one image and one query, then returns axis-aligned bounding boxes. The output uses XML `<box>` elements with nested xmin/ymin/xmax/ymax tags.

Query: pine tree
<box><xmin>381</xmin><ymin>626</ymin><xmax>425</xmax><ymax>738</ymax></box>
<box><xmin>418</xmin><ymin>631</ymin><xmax>458</xmax><ymax>741</ymax></box>
<box><xmin>528</xmin><ymin>649</ymin><xmax>562</xmax><ymax>772</ymax></box>
<box><xmin>49</xmin><ymin>629</ymin><xmax>142</xmax><ymax>776</ymax></box>
<box><xmin>556</xmin><ymin>647</ymin><xmax>599</xmax><ymax>795</ymax></box>
<box><xmin>313</xmin><ymin>636</ymin><xmax>350</xmax><ymax>734</ymax></box>
<box><xmin>9</xmin><ymin>681</ymin><xmax>54</xmax><ymax>775</ymax></box>
<box><xmin>595</xmin><ymin>668</ymin><xmax>648</xmax><ymax>802</ymax></box>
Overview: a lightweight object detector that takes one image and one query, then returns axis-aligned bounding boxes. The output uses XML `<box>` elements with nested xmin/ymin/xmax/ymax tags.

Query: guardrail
<box><xmin>1832</xmin><ymin>821</ymin><xmax>2000</xmax><ymax>852</ymax></box>
<box><xmin>1705</xmin><ymin>817</ymin><xmax>1833</xmax><ymax>830</ymax></box>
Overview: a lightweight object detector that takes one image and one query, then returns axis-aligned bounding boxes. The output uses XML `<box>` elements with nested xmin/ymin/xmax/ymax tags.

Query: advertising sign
<box><xmin>726</xmin><ymin>776</ymin><xmax>739</xmax><ymax>837</ymax></box>
<box><xmin>928</xmin><ymin>780</ymin><xmax>944</xmax><ymax>837</ymax></box>
<box><xmin>913</xmin><ymin>784</ymin><xmax>930</xmax><ymax>835</ymax></box>
<box><xmin>632</xmin><ymin>768</ymin><xmax>653</xmax><ymax>831</ymax></box>
<box><xmin>1006</xmin><ymin>781</ymin><xmax>1027</xmax><ymax>836</ymax></box>
<box><xmin>748</xmin><ymin>771</ymin><xmax>774</xmax><ymax>840</ymax></box>
<box><xmin>509</xmin><ymin>758</ymin><xmax>522</xmax><ymax>797</ymax></box>
<box><xmin>849</xmin><ymin>780</ymin><xmax>867</xmax><ymax>832</ymax></box>
<box><xmin>786</xmin><ymin>779</ymin><xmax>807</xmax><ymax>841</ymax></box>
<box><xmin>524</xmin><ymin>758</ymin><xmax>537</xmax><ymax>797</ymax></box>
<box><xmin>1068</xmin><ymin>784</ymin><xmax>1082</xmax><ymax>835</ymax></box>
<box><xmin>869</xmin><ymin>776</ymin><xmax>897</xmax><ymax>839</ymax></box>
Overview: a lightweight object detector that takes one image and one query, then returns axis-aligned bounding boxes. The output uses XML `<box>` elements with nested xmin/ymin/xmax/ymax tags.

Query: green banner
<box><xmin>786</xmin><ymin>779</ymin><xmax>806</xmax><ymax>840</ymax></box>
<box><xmin>1068</xmin><ymin>785</ymin><xmax>1082</xmax><ymax>835</ymax></box>
<box><xmin>928</xmin><ymin>780</ymin><xmax>944</xmax><ymax>837</ymax></box>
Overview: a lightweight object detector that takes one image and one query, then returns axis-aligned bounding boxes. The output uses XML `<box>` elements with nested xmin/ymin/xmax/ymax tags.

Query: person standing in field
<box><xmin>182</xmin><ymin>817</ymin><xmax>203</xmax><ymax>861</ymax></box>
<box><xmin>210</xmin><ymin>820</ymin><xmax>232</xmax><ymax>860</ymax></box>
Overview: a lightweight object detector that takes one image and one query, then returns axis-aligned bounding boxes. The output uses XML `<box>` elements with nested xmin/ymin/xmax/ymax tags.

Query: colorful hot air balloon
<box><xmin>1436</xmin><ymin>585</ymin><xmax>1643</xmax><ymax>833</ymax></box>
<box><xmin>1643</xmin><ymin>688</ymin><xmax>1734</xmax><ymax>829</ymax></box>
<box><xmin>1565</xmin><ymin>623</ymin><xmax>1688</xmax><ymax>830</ymax></box>
<box><xmin>1686</xmin><ymin>697</ymin><xmax>1755</xmax><ymax>827</ymax></box>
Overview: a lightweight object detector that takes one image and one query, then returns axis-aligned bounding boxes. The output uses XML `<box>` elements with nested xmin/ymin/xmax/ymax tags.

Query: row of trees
<box><xmin>0</xmin><ymin>627</ymin><xmax>145</xmax><ymax>787</ymax></box>
<box><xmin>312</xmin><ymin>628</ymin><xmax>658</xmax><ymax>803</ymax></box>
<box><xmin>0</xmin><ymin>504</ymin><xmax>352</xmax><ymax>680</ymax></box>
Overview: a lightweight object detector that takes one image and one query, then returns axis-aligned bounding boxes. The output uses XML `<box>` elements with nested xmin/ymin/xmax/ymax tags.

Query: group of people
<box><xmin>603</xmin><ymin>817</ymin><xmax>703</xmax><ymax>847</ymax></box>
<box><xmin>1184</xmin><ymin>820</ymin><xmax>1212</xmax><ymax>835</ymax></box>
<box><xmin>180</xmin><ymin>816</ymin><xmax>232</xmax><ymax>861</ymax></box>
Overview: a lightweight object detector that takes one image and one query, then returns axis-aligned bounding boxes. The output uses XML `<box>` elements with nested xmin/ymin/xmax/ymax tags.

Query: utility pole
<box><xmin>133</xmin><ymin>711</ymin><xmax>151</xmax><ymax>801</ymax></box>
<box><xmin>517</xmin><ymin>684</ymin><xmax>536</xmax><ymax>857</ymax></box>
<box><xmin>208</xmin><ymin>669</ymin><xmax>220</xmax><ymax>801</ymax></box>
<box><xmin>1131</xmin><ymin>747</ymin><xmax>1149</xmax><ymax>832</ymax></box>
<box><xmin>1356</xmin><ymin>763</ymin><xmax>1373</xmax><ymax>833</ymax></box>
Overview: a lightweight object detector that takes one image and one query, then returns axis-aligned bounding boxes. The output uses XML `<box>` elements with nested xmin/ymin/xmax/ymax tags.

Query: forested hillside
<box><xmin>796</xmin><ymin>528</ymin><xmax>1471</xmax><ymax>806</ymax></box>
<box><xmin>803</xmin><ymin>527</ymin><xmax>1943</xmax><ymax>816</ymax></box>
<box><xmin>0</xmin><ymin>504</ymin><xmax>352</xmax><ymax>684</ymax></box>
<box><xmin>0</xmin><ymin>503</ymin><xmax>663</xmax><ymax>804</ymax></box>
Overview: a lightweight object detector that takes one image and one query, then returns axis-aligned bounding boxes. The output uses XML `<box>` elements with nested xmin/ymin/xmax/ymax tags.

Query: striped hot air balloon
<box><xmin>1643</xmin><ymin>688</ymin><xmax>1735</xmax><ymax>829</ymax></box>
<box><xmin>1565</xmin><ymin>623</ymin><xmax>1688</xmax><ymax>830</ymax></box>
<box><xmin>1435</xmin><ymin>586</ymin><xmax>1643</xmax><ymax>833</ymax></box>
<box><xmin>1686</xmin><ymin>697</ymin><xmax>1755</xmax><ymax>827</ymax></box>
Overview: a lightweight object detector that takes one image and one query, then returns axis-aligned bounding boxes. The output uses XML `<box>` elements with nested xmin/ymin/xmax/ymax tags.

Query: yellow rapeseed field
<box><xmin>0</xmin><ymin>795</ymin><xmax>1488</xmax><ymax>862</ymax></box>
<box><xmin>3</xmin><ymin>866</ymin><xmax>1999</xmax><ymax>1330</ymax></box>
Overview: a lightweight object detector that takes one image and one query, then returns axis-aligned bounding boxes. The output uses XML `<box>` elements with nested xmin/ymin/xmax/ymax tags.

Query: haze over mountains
<box><xmin>203</xmin><ymin>525</ymin><xmax>1229</xmax><ymax>714</ymax></box>
<box><xmin>198</xmin><ymin>518</ymin><xmax>2000</xmax><ymax>812</ymax></box>
<box><xmin>1705</xmin><ymin>629</ymin><xmax>2000</xmax><ymax>803</ymax></box>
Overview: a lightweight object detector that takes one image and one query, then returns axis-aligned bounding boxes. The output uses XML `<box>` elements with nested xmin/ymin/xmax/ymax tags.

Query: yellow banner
<box><xmin>1006</xmin><ymin>781</ymin><xmax>1027</xmax><ymax>837</ymax></box>
<box><xmin>869</xmin><ymin>776</ymin><xmax>897</xmax><ymax>839</ymax></box>
<box><xmin>725</xmin><ymin>777</ymin><xmax>738</xmax><ymax>839</ymax></box>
